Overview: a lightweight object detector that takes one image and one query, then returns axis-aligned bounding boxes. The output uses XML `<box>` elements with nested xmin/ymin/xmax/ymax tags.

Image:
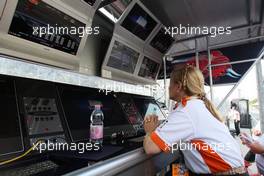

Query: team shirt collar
<box><xmin>173</xmin><ymin>96</ymin><xmax>199</xmax><ymax>110</ymax></box>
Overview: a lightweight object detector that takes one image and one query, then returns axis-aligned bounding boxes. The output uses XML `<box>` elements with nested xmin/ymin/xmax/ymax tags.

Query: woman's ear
<box><xmin>176</xmin><ymin>82</ymin><xmax>183</xmax><ymax>92</ymax></box>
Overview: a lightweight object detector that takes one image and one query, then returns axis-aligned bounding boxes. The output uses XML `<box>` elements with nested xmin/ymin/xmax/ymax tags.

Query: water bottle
<box><xmin>90</xmin><ymin>105</ymin><xmax>104</xmax><ymax>148</ymax></box>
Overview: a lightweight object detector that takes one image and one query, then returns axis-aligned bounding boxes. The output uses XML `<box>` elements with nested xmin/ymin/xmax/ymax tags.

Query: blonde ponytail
<box><xmin>202</xmin><ymin>96</ymin><xmax>223</xmax><ymax>122</ymax></box>
<box><xmin>171</xmin><ymin>65</ymin><xmax>223</xmax><ymax>122</ymax></box>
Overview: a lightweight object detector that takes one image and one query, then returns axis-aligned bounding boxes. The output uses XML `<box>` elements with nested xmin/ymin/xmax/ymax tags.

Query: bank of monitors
<box><xmin>0</xmin><ymin>77</ymin><xmax>23</xmax><ymax>157</ymax></box>
<box><xmin>138</xmin><ymin>56</ymin><xmax>160</xmax><ymax>80</ymax></box>
<box><xmin>121</xmin><ymin>3</ymin><xmax>158</xmax><ymax>41</ymax></box>
<box><xmin>106</xmin><ymin>40</ymin><xmax>140</xmax><ymax>74</ymax></box>
<box><xmin>150</xmin><ymin>27</ymin><xmax>175</xmax><ymax>54</ymax></box>
<box><xmin>102</xmin><ymin>38</ymin><xmax>162</xmax><ymax>83</ymax></box>
<box><xmin>58</xmin><ymin>85</ymin><xmax>129</xmax><ymax>142</ymax></box>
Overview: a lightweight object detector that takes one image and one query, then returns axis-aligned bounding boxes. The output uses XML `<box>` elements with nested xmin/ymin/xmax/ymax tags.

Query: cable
<box><xmin>0</xmin><ymin>140</ymin><xmax>43</xmax><ymax>166</ymax></box>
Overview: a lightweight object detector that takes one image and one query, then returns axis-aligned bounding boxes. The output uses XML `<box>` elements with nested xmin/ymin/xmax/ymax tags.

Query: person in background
<box><xmin>143</xmin><ymin>65</ymin><xmax>247</xmax><ymax>175</ymax></box>
<box><xmin>240</xmin><ymin>132</ymin><xmax>264</xmax><ymax>175</ymax></box>
<box><xmin>228</xmin><ymin>103</ymin><xmax>241</xmax><ymax>136</ymax></box>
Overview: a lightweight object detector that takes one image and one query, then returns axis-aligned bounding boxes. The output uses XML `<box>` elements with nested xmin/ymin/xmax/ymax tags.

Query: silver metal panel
<box><xmin>0</xmin><ymin>55</ymin><xmax>153</xmax><ymax>96</ymax></box>
<box><xmin>64</xmin><ymin>147</ymin><xmax>179</xmax><ymax>176</ymax></box>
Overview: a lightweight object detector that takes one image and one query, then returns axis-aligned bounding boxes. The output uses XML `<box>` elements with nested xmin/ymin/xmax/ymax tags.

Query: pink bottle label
<box><xmin>90</xmin><ymin>125</ymin><xmax>103</xmax><ymax>139</ymax></box>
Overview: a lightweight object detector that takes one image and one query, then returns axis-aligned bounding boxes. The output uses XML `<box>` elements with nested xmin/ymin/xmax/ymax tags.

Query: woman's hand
<box><xmin>240</xmin><ymin>132</ymin><xmax>253</xmax><ymax>146</ymax></box>
<box><xmin>143</xmin><ymin>115</ymin><xmax>162</xmax><ymax>155</ymax></box>
<box><xmin>240</xmin><ymin>133</ymin><xmax>264</xmax><ymax>154</ymax></box>
<box><xmin>245</xmin><ymin>141</ymin><xmax>264</xmax><ymax>154</ymax></box>
<box><xmin>144</xmin><ymin>115</ymin><xmax>159</xmax><ymax>134</ymax></box>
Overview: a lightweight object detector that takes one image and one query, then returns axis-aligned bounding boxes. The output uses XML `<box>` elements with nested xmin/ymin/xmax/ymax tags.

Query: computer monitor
<box><xmin>106</xmin><ymin>40</ymin><xmax>140</xmax><ymax>74</ymax></box>
<box><xmin>138</xmin><ymin>56</ymin><xmax>160</xmax><ymax>80</ymax></box>
<box><xmin>150</xmin><ymin>27</ymin><xmax>175</xmax><ymax>54</ymax></box>
<box><xmin>121</xmin><ymin>3</ymin><xmax>157</xmax><ymax>41</ymax></box>
<box><xmin>58</xmin><ymin>86</ymin><xmax>128</xmax><ymax>142</ymax></box>
<box><xmin>133</xmin><ymin>95</ymin><xmax>166</xmax><ymax>120</ymax></box>
<box><xmin>0</xmin><ymin>77</ymin><xmax>24</xmax><ymax>157</ymax></box>
<box><xmin>8</xmin><ymin>0</ymin><xmax>86</xmax><ymax>55</ymax></box>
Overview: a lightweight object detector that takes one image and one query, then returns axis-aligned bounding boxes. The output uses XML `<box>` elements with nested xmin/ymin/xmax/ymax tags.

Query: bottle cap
<box><xmin>95</xmin><ymin>104</ymin><xmax>101</xmax><ymax>109</ymax></box>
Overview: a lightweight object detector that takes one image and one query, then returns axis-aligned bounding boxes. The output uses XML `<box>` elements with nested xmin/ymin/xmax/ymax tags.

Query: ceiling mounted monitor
<box><xmin>0</xmin><ymin>0</ymin><xmax>90</xmax><ymax>69</ymax></box>
<box><xmin>8</xmin><ymin>0</ymin><xmax>85</xmax><ymax>56</ymax></box>
<box><xmin>121</xmin><ymin>3</ymin><xmax>157</xmax><ymax>41</ymax></box>
<box><xmin>138</xmin><ymin>56</ymin><xmax>160</xmax><ymax>80</ymax></box>
<box><xmin>107</xmin><ymin>40</ymin><xmax>140</xmax><ymax>74</ymax></box>
<box><xmin>150</xmin><ymin>27</ymin><xmax>175</xmax><ymax>54</ymax></box>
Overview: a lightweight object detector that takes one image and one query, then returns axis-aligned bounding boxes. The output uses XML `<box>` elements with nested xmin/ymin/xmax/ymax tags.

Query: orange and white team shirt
<box><xmin>150</xmin><ymin>97</ymin><xmax>244</xmax><ymax>174</ymax></box>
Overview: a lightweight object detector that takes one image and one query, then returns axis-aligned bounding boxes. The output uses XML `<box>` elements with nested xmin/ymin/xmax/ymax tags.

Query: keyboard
<box><xmin>0</xmin><ymin>160</ymin><xmax>58</xmax><ymax>176</ymax></box>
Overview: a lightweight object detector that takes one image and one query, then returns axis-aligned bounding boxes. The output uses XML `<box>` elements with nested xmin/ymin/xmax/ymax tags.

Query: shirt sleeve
<box><xmin>150</xmin><ymin>110</ymin><xmax>195</xmax><ymax>152</ymax></box>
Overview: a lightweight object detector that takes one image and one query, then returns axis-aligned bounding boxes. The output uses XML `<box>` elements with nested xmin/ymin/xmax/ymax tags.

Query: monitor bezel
<box><xmin>148</xmin><ymin>25</ymin><xmax>175</xmax><ymax>54</ymax></box>
<box><xmin>136</xmin><ymin>55</ymin><xmax>161</xmax><ymax>81</ymax></box>
<box><xmin>0</xmin><ymin>0</ymin><xmax>90</xmax><ymax>69</ymax></box>
<box><xmin>116</xmin><ymin>0</ymin><xmax>160</xmax><ymax>43</ymax></box>
<box><xmin>102</xmin><ymin>36</ymin><xmax>142</xmax><ymax>76</ymax></box>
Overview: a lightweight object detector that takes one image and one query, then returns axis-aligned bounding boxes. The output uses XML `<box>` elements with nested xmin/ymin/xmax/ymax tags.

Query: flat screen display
<box><xmin>8</xmin><ymin>0</ymin><xmax>85</xmax><ymax>55</ymax></box>
<box><xmin>138</xmin><ymin>57</ymin><xmax>160</xmax><ymax>80</ymax></box>
<box><xmin>59</xmin><ymin>86</ymin><xmax>128</xmax><ymax>142</ymax></box>
<box><xmin>133</xmin><ymin>96</ymin><xmax>166</xmax><ymax>120</ymax></box>
<box><xmin>121</xmin><ymin>3</ymin><xmax>157</xmax><ymax>41</ymax></box>
<box><xmin>150</xmin><ymin>28</ymin><xmax>175</xmax><ymax>53</ymax></box>
<box><xmin>107</xmin><ymin>40</ymin><xmax>139</xmax><ymax>73</ymax></box>
<box><xmin>0</xmin><ymin>78</ymin><xmax>23</xmax><ymax>156</ymax></box>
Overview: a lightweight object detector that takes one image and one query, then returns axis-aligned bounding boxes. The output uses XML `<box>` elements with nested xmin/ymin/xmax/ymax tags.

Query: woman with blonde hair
<box><xmin>143</xmin><ymin>65</ymin><xmax>247</xmax><ymax>175</ymax></box>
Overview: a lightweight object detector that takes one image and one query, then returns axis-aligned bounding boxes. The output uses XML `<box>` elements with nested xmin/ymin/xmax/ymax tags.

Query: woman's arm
<box><xmin>240</xmin><ymin>133</ymin><xmax>264</xmax><ymax>154</ymax></box>
<box><xmin>247</xmin><ymin>141</ymin><xmax>264</xmax><ymax>154</ymax></box>
<box><xmin>143</xmin><ymin>115</ymin><xmax>162</xmax><ymax>155</ymax></box>
<box><xmin>143</xmin><ymin>134</ymin><xmax>161</xmax><ymax>155</ymax></box>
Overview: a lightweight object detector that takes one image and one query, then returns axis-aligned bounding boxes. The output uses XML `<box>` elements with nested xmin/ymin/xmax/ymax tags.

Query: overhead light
<box><xmin>166</xmin><ymin>57</ymin><xmax>174</xmax><ymax>61</ymax></box>
<box><xmin>99</xmin><ymin>7</ymin><xmax>117</xmax><ymax>22</ymax></box>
